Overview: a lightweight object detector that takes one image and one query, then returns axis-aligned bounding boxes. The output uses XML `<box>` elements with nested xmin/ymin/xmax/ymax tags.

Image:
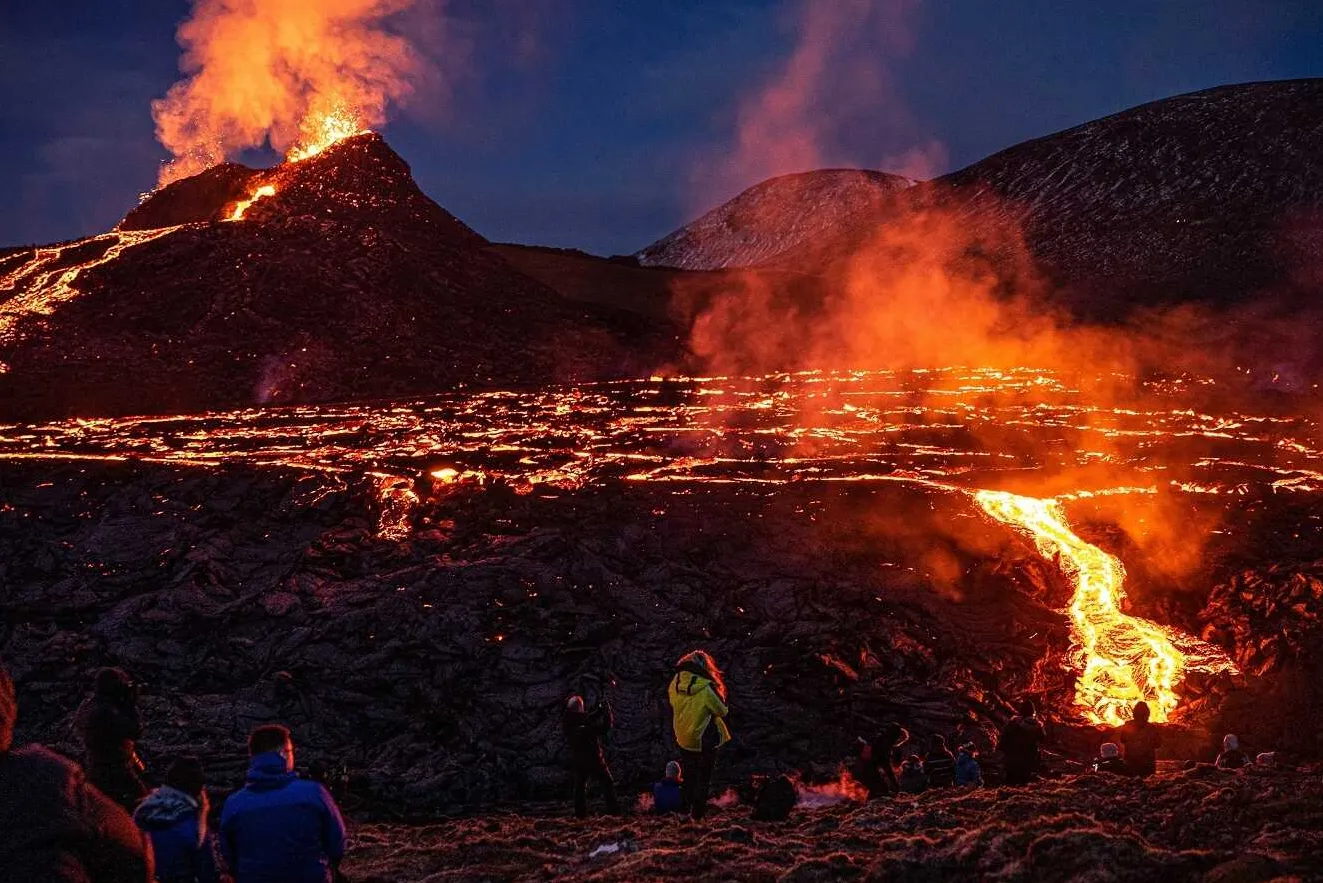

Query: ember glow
<box><xmin>227</xmin><ymin>184</ymin><xmax>277</xmax><ymax>221</ymax></box>
<box><xmin>0</xmin><ymin>225</ymin><xmax>189</xmax><ymax>353</ymax></box>
<box><xmin>287</xmin><ymin>105</ymin><xmax>370</xmax><ymax>163</ymax></box>
<box><xmin>0</xmin><ymin>369</ymin><xmax>1315</xmax><ymax>723</ymax></box>
<box><xmin>974</xmin><ymin>489</ymin><xmax>1237</xmax><ymax>725</ymax></box>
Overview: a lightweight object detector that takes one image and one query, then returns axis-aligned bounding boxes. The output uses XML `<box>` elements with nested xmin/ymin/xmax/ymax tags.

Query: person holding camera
<box><xmin>76</xmin><ymin>667</ymin><xmax>148</xmax><ymax>811</ymax></box>
<box><xmin>563</xmin><ymin>694</ymin><xmax>620</xmax><ymax>818</ymax></box>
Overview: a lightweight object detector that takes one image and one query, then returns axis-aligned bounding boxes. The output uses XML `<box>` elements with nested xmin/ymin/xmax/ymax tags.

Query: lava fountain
<box><xmin>974</xmin><ymin>489</ymin><xmax>1238</xmax><ymax>725</ymax></box>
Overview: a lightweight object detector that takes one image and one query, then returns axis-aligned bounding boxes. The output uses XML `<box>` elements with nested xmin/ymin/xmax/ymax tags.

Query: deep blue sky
<box><xmin>2</xmin><ymin>0</ymin><xmax>1321</xmax><ymax>254</ymax></box>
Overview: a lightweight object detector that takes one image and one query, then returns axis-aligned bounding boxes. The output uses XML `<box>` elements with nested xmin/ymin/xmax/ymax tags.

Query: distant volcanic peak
<box><xmin>637</xmin><ymin>168</ymin><xmax>914</xmax><ymax>270</ymax></box>
<box><xmin>120</xmin><ymin>132</ymin><xmax>482</xmax><ymax>245</ymax></box>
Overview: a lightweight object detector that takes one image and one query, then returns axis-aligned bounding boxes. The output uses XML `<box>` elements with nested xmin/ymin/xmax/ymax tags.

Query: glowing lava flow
<box><xmin>0</xmin><ymin>226</ymin><xmax>187</xmax><ymax>351</ymax></box>
<box><xmin>227</xmin><ymin>184</ymin><xmax>276</xmax><ymax>221</ymax></box>
<box><xmin>974</xmin><ymin>489</ymin><xmax>1237</xmax><ymax>725</ymax></box>
<box><xmin>286</xmin><ymin>106</ymin><xmax>368</xmax><ymax>163</ymax></box>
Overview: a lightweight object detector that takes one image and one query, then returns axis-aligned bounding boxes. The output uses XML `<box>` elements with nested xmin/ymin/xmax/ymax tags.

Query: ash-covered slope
<box><xmin>644</xmin><ymin>80</ymin><xmax>1323</xmax><ymax>315</ymax></box>
<box><xmin>636</xmin><ymin>169</ymin><xmax>914</xmax><ymax>271</ymax></box>
<box><xmin>0</xmin><ymin>134</ymin><xmax>673</xmax><ymax>420</ymax></box>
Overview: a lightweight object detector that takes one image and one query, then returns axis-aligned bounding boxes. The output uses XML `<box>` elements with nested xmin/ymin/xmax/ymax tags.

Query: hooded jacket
<box><xmin>667</xmin><ymin>668</ymin><xmax>731</xmax><ymax>753</ymax></box>
<box><xmin>133</xmin><ymin>786</ymin><xmax>218</xmax><ymax>883</ymax></box>
<box><xmin>954</xmin><ymin>749</ymin><xmax>983</xmax><ymax>787</ymax></box>
<box><xmin>563</xmin><ymin>704</ymin><xmax>612</xmax><ymax>771</ymax></box>
<box><xmin>0</xmin><ymin>744</ymin><xmax>152</xmax><ymax>883</ymax></box>
<box><xmin>219</xmin><ymin>752</ymin><xmax>347</xmax><ymax>883</ymax></box>
<box><xmin>652</xmin><ymin>777</ymin><xmax>683</xmax><ymax>814</ymax></box>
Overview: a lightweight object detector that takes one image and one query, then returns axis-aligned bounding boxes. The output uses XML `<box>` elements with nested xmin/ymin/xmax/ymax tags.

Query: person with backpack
<box><xmin>1091</xmin><ymin>742</ymin><xmax>1127</xmax><ymax>774</ymax></box>
<box><xmin>1116</xmin><ymin>701</ymin><xmax>1162</xmax><ymax>777</ymax></box>
<box><xmin>854</xmin><ymin>722</ymin><xmax>907</xmax><ymax>799</ymax></box>
<box><xmin>667</xmin><ymin>650</ymin><xmax>731</xmax><ymax>820</ymax></box>
<box><xmin>997</xmin><ymin>698</ymin><xmax>1046</xmax><ymax>786</ymax></box>
<box><xmin>652</xmin><ymin>761</ymin><xmax>684</xmax><ymax>814</ymax></box>
<box><xmin>563</xmin><ymin>694</ymin><xmax>620</xmax><ymax>818</ymax></box>
<box><xmin>897</xmin><ymin>755</ymin><xmax>928</xmax><ymax>793</ymax></box>
<box><xmin>133</xmin><ymin>757</ymin><xmax>219</xmax><ymax>883</ymax></box>
<box><xmin>219</xmin><ymin>724</ymin><xmax>346</xmax><ymax>883</ymax></box>
<box><xmin>76</xmin><ymin>667</ymin><xmax>148</xmax><ymax>811</ymax></box>
<box><xmin>923</xmin><ymin>734</ymin><xmax>957</xmax><ymax>789</ymax></box>
<box><xmin>0</xmin><ymin>659</ymin><xmax>153</xmax><ymax>883</ymax></box>
<box><xmin>954</xmin><ymin>743</ymin><xmax>984</xmax><ymax>787</ymax></box>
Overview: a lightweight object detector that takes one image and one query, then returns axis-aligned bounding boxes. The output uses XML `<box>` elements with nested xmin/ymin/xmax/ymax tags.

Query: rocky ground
<box><xmin>3</xmin><ymin>455</ymin><xmax>1321</xmax><ymax>815</ymax></box>
<box><xmin>342</xmin><ymin>766</ymin><xmax>1323</xmax><ymax>882</ymax></box>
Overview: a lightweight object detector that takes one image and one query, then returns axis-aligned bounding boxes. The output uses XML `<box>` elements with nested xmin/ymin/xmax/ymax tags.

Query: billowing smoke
<box><xmin>152</xmin><ymin>0</ymin><xmax>426</xmax><ymax>186</ymax></box>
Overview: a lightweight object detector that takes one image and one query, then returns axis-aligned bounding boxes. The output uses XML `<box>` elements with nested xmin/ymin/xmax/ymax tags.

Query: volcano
<box><xmin>0</xmin><ymin>134</ymin><xmax>677</xmax><ymax>421</ymax></box>
<box><xmin>640</xmin><ymin>80</ymin><xmax>1323</xmax><ymax>318</ymax></box>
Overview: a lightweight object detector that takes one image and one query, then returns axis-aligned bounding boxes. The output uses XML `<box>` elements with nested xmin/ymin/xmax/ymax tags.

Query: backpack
<box><xmin>751</xmin><ymin>775</ymin><xmax>796</xmax><ymax>821</ymax></box>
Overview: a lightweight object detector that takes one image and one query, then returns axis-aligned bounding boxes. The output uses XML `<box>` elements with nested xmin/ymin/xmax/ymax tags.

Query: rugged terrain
<box><xmin>641</xmin><ymin>80</ymin><xmax>1323</xmax><ymax>321</ymax></box>
<box><xmin>341</xmin><ymin>767</ymin><xmax>1323</xmax><ymax>882</ymax></box>
<box><xmin>0</xmin><ymin>135</ymin><xmax>676</xmax><ymax>421</ymax></box>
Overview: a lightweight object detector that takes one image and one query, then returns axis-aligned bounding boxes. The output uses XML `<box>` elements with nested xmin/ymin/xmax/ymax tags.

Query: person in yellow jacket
<box><xmin>667</xmin><ymin>650</ymin><xmax>731</xmax><ymax>819</ymax></box>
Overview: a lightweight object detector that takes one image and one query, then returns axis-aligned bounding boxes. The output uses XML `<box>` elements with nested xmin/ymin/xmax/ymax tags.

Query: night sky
<box><xmin>2</xmin><ymin>0</ymin><xmax>1321</xmax><ymax>255</ymax></box>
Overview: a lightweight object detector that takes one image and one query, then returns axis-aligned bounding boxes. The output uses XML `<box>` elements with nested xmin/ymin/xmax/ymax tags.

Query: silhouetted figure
<box><xmin>0</xmin><ymin>659</ymin><xmax>153</xmax><ymax>883</ymax></box>
<box><xmin>563</xmin><ymin>694</ymin><xmax>620</xmax><ymax>818</ymax></box>
<box><xmin>898</xmin><ymin>755</ymin><xmax>928</xmax><ymax>793</ymax></box>
<box><xmin>1116</xmin><ymin>701</ymin><xmax>1162</xmax><ymax>777</ymax></box>
<box><xmin>955</xmin><ymin>743</ymin><xmax>984</xmax><ymax>787</ymax></box>
<box><xmin>1215</xmin><ymin>734</ymin><xmax>1248</xmax><ymax>771</ymax></box>
<box><xmin>998</xmin><ymin>698</ymin><xmax>1046</xmax><ymax>786</ymax></box>
<box><xmin>134</xmin><ymin>757</ymin><xmax>219</xmax><ymax>883</ymax></box>
<box><xmin>923</xmin><ymin>734</ymin><xmax>957</xmax><ymax>789</ymax></box>
<box><xmin>1092</xmin><ymin>742</ymin><xmax>1127</xmax><ymax>774</ymax></box>
<box><xmin>220</xmin><ymin>724</ymin><xmax>346</xmax><ymax>883</ymax></box>
<box><xmin>652</xmin><ymin>761</ymin><xmax>684</xmax><ymax>814</ymax></box>
<box><xmin>855</xmin><ymin>722</ymin><xmax>907</xmax><ymax>799</ymax></box>
<box><xmin>77</xmin><ymin>667</ymin><xmax>148</xmax><ymax>811</ymax></box>
<box><xmin>751</xmin><ymin>774</ymin><xmax>797</xmax><ymax>821</ymax></box>
<box><xmin>668</xmin><ymin>650</ymin><xmax>732</xmax><ymax>820</ymax></box>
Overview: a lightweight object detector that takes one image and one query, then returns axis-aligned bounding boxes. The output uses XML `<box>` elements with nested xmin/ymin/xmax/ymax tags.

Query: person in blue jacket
<box><xmin>133</xmin><ymin>757</ymin><xmax>218</xmax><ymax>883</ymax></box>
<box><xmin>220</xmin><ymin>725</ymin><xmax>346</xmax><ymax>883</ymax></box>
<box><xmin>652</xmin><ymin>761</ymin><xmax>684</xmax><ymax>814</ymax></box>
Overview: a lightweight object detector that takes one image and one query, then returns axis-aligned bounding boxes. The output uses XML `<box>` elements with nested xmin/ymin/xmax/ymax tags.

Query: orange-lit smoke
<box><xmin>152</xmin><ymin>0</ymin><xmax>425</xmax><ymax>185</ymax></box>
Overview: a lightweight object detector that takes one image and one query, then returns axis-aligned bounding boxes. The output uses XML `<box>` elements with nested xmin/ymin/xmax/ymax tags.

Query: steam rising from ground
<box><xmin>152</xmin><ymin>0</ymin><xmax>425</xmax><ymax>185</ymax></box>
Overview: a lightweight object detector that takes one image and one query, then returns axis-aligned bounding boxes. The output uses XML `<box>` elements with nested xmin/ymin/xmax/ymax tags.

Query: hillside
<box><xmin>636</xmin><ymin>169</ymin><xmax>914</xmax><ymax>271</ymax></box>
<box><xmin>641</xmin><ymin>80</ymin><xmax>1323</xmax><ymax>318</ymax></box>
<box><xmin>0</xmin><ymin>135</ymin><xmax>677</xmax><ymax>420</ymax></box>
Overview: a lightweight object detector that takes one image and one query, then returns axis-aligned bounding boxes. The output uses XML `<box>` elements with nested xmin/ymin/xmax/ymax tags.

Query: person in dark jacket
<box><xmin>77</xmin><ymin>667</ymin><xmax>148</xmax><ymax>811</ymax></box>
<box><xmin>563</xmin><ymin>694</ymin><xmax>620</xmax><ymax>818</ymax></box>
<box><xmin>1116</xmin><ymin>701</ymin><xmax>1162</xmax><ymax>777</ymax></box>
<box><xmin>897</xmin><ymin>755</ymin><xmax>927</xmax><ymax>793</ymax></box>
<box><xmin>998</xmin><ymin>698</ymin><xmax>1046</xmax><ymax>786</ymax></box>
<box><xmin>1091</xmin><ymin>742</ymin><xmax>1128</xmax><ymax>774</ymax></box>
<box><xmin>0</xmin><ymin>659</ymin><xmax>153</xmax><ymax>883</ymax></box>
<box><xmin>652</xmin><ymin>761</ymin><xmax>683</xmax><ymax>814</ymax></box>
<box><xmin>855</xmin><ymin>722</ymin><xmax>907</xmax><ymax>799</ymax></box>
<box><xmin>1215</xmin><ymin>734</ymin><xmax>1248</xmax><ymax>771</ymax></box>
<box><xmin>220</xmin><ymin>724</ymin><xmax>347</xmax><ymax>883</ymax></box>
<box><xmin>134</xmin><ymin>757</ymin><xmax>219</xmax><ymax>883</ymax></box>
<box><xmin>923</xmin><ymin>734</ymin><xmax>957</xmax><ymax>789</ymax></box>
<box><xmin>955</xmin><ymin>743</ymin><xmax>983</xmax><ymax>787</ymax></box>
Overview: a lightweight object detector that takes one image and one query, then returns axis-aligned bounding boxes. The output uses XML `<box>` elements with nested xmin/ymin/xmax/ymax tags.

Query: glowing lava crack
<box><xmin>974</xmin><ymin>489</ymin><xmax>1238</xmax><ymax>725</ymax></box>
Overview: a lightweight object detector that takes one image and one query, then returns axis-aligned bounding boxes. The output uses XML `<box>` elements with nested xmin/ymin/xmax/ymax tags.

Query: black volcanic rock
<box><xmin>119</xmin><ymin>162</ymin><xmax>260</xmax><ymax>231</ymax></box>
<box><xmin>641</xmin><ymin>80</ymin><xmax>1323</xmax><ymax>317</ymax></box>
<box><xmin>0</xmin><ymin>134</ymin><xmax>677</xmax><ymax>419</ymax></box>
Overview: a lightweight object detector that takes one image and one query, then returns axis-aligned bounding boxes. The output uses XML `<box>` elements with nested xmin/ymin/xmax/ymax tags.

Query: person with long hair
<box><xmin>667</xmin><ymin>650</ymin><xmax>731</xmax><ymax>820</ymax></box>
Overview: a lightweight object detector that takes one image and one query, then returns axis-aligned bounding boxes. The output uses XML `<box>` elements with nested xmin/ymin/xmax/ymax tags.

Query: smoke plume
<box><xmin>152</xmin><ymin>0</ymin><xmax>426</xmax><ymax>186</ymax></box>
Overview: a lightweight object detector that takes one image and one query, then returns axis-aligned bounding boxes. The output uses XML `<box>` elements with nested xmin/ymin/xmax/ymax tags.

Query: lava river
<box><xmin>2</xmin><ymin>367</ymin><xmax>1319</xmax><ymax>723</ymax></box>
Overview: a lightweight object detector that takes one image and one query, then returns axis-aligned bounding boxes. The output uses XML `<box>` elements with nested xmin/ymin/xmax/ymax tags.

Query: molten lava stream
<box><xmin>974</xmin><ymin>489</ymin><xmax>1235</xmax><ymax>726</ymax></box>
